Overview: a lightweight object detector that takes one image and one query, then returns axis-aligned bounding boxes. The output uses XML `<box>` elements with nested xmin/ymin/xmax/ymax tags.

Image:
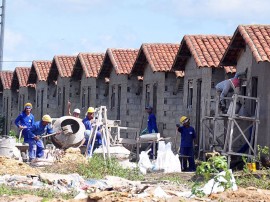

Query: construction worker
<box><xmin>83</xmin><ymin>107</ymin><xmax>102</xmax><ymax>155</ymax></box>
<box><xmin>215</xmin><ymin>70</ymin><xmax>247</xmax><ymax>113</ymax></box>
<box><xmin>14</xmin><ymin>103</ymin><xmax>35</xmax><ymax>143</ymax></box>
<box><xmin>67</xmin><ymin>101</ymin><xmax>81</xmax><ymax>118</ymax></box>
<box><xmin>145</xmin><ymin>106</ymin><xmax>158</xmax><ymax>159</ymax></box>
<box><xmin>177</xmin><ymin>116</ymin><xmax>196</xmax><ymax>171</ymax></box>
<box><xmin>25</xmin><ymin>114</ymin><xmax>59</xmax><ymax>161</ymax></box>
<box><xmin>145</xmin><ymin>106</ymin><xmax>158</xmax><ymax>133</ymax></box>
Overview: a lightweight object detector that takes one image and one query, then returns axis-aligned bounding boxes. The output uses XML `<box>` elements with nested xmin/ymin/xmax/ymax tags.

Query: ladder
<box><xmin>85</xmin><ymin>106</ymin><xmax>111</xmax><ymax>160</ymax></box>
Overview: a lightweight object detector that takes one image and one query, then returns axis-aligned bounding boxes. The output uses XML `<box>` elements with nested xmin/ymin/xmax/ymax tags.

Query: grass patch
<box><xmin>236</xmin><ymin>173</ymin><xmax>270</xmax><ymax>190</ymax></box>
<box><xmin>0</xmin><ymin>184</ymin><xmax>77</xmax><ymax>200</ymax></box>
<box><xmin>77</xmin><ymin>154</ymin><xmax>144</xmax><ymax>181</ymax></box>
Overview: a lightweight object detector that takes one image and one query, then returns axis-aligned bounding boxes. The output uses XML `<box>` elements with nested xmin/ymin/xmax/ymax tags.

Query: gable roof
<box><xmin>48</xmin><ymin>55</ymin><xmax>77</xmax><ymax>82</ymax></box>
<box><xmin>72</xmin><ymin>53</ymin><xmax>105</xmax><ymax>79</ymax></box>
<box><xmin>0</xmin><ymin>71</ymin><xmax>13</xmax><ymax>90</ymax></box>
<box><xmin>132</xmin><ymin>43</ymin><xmax>180</xmax><ymax>75</ymax></box>
<box><xmin>28</xmin><ymin>60</ymin><xmax>52</xmax><ymax>84</ymax></box>
<box><xmin>220</xmin><ymin>25</ymin><xmax>270</xmax><ymax>66</ymax></box>
<box><xmin>11</xmin><ymin>67</ymin><xmax>31</xmax><ymax>90</ymax></box>
<box><xmin>172</xmin><ymin>35</ymin><xmax>234</xmax><ymax>73</ymax></box>
<box><xmin>99</xmin><ymin>48</ymin><xmax>138</xmax><ymax>78</ymax></box>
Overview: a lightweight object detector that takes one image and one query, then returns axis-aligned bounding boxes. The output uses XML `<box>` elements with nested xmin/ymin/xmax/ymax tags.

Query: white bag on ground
<box><xmin>138</xmin><ymin>149</ymin><xmax>153</xmax><ymax>174</ymax></box>
<box><xmin>154</xmin><ymin>142</ymin><xmax>181</xmax><ymax>173</ymax></box>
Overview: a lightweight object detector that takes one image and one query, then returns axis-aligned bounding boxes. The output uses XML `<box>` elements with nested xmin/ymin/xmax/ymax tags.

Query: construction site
<box><xmin>0</xmin><ymin>1</ymin><xmax>270</xmax><ymax>201</ymax></box>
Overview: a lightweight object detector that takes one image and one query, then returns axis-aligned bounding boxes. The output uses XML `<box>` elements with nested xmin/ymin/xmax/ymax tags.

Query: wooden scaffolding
<box><xmin>199</xmin><ymin>94</ymin><xmax>260</xmax><ymax>167</ymax></box>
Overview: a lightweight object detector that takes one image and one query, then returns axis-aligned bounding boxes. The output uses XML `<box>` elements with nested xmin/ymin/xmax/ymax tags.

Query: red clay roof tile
<box><xmin>15</xmin><ymin>67</ymin><xmax>31</xmax><ymax>87</ymax></box>
<box><xmin>221</xmin><ymin>25</ymin><xmax>270</xmax><ymax>65</ymax></box>
<box><xmin>77</xmin><ymin>53</ymin><xmax>105</xmax><ymax>78</ymax></box>
<box><xmin>53</xmin><ymin>55</ymin><xmax>77</xmax><ymax>77</ymax></box>
<box><xmin>132</xmin><ymin>43</ymin><xmax>179</xmax><ymax>75</ymax></box>
<box><xmin>0</xmin><ymin>71</ymin><xmax>13</xmax><ymax>90</ymax></box>
<box><xmin>173</xmin><ymin>35</ymin><xmax>235</xmax><ymax>73</ymax></box>
<box><xmin>99</xmin><ymin>49</ymin><xmax>138</xmax><ymax>78</ymax></box>
<box><xmin>28</xmin><ymin>60</ymin><xmax>52</xmax><ymax>83</ymax></box>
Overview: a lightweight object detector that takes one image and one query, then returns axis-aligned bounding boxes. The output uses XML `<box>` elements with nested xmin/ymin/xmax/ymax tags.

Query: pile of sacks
<box><xmin>138</xmin><ymin>142</ymin><xmax>181</xmax><ymax>174</ymax></box>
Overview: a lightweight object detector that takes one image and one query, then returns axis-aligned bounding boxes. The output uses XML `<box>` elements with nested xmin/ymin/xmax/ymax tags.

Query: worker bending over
<box><xmin>215</xmin><ymin>70</ymin><xmax>247</xmax><ymax>112</ymax></box>
<box><xmin>177</xmin><ymin>116</ymin><xmax>196</xmax><ymax>172</ymax></box>
<box><xmin>83</xmin><ymin>107</ymin><xmax>102</xmax><ymax>156</ymax></box>
<box><xmin>25</xmin><ymin>115</ymin><xmax>59</xmax><ymax>161</ymax></box>
<box><xmin>14</xmin><ymin>103</ymin><xmax>35</xmax><ymax>143</ymax></box>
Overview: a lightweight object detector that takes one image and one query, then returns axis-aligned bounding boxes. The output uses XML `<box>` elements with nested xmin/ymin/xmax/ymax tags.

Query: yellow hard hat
<box><xmin>180</xmin><ymin>116</ymin><xmax>188</xmax><ymax>124</ymax></box>
<box><xmin>87</xmin><ymin>107</ymin><xmax>95</xmax><ymax>113</ymax></box>
<box><xmin>42</xmin><ymin>114</ymin><xmax>52</xmax><ymax>123</ymax></box>
<box><xmin>24</xmin><ymin>102</ymin><xmax>32</xmax><ymax>108</ymax></box>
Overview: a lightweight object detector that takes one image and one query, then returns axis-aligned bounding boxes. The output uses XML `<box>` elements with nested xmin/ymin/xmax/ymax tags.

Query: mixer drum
<box><xmin>52</xmin><ymin>116</ymin><xmax>85</xmax><ymax>149</ymax></box>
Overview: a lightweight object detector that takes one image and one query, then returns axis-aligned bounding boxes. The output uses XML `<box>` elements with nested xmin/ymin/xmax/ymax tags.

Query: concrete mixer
<box><xmin>51</xmin><ymin>116</ymin><xmax>85</xmax><ymax>149</ymax></box>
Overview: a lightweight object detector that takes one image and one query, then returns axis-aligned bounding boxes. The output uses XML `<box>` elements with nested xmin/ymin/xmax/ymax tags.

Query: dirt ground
<box><xmin>1</xmin><ymin>156</ymin><xmax>270</xmax><ymax>201</ymax></box>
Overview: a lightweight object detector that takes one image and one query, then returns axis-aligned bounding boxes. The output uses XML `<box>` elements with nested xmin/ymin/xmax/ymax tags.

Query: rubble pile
<box><xmin>0</xmin><ymin>156</ymin><xmax>40</xmax><ymax>175</ymax></box>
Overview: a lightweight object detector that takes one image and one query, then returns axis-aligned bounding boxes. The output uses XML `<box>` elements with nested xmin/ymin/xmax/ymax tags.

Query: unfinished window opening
<box><xmin>41</xmin><ymin>90</ymin><xmax>44</xmax><ymax>117</ymax></box>
<box><xmin>87</xmin><ymin>87</ymin><xmax>91</xmax><ymax>107</ymax></box>
<box><xmin>164</xmin><ymin>111</ymin><xmax>166</xmax><ymax>116</ymax></box>
<box><xmin>47</xmin><ymin>104</ymin><xmax>49</xmax><ymax>108</ymax></box>
<box><xmin>173</xmin><ymin>78</ymin><xmax>184</xmax><ymax>95</ymax></box>
<box><xmin>163</xmin><ymin>123</ymin><xmax>166</xmax><ymax>130</ymax></box>
<box><xmin>153</xmin><ymin>83</ymin><xmax>158</xmax><ymax>115</ymax></box>
<box><xmin>145</xmin><ymin>84</ymin><xmax>150</xmax><ymax>108</ymax></box>
<box><xmin>127</xmin><ymin>87</ymin><xmax>130</xmax><ymax>92</ymax></box>
<box><xmin>195</xmin><ymin>79</ymin><xmax>202</xmax><ymax>144</ymax></box>
<box><xmin>187</xmin><ymin>80</ymin><xmax>193</xmax><ymax>109</ymax></box>
<box><xmin>58</xmin><ymin>88</ymin><xmax>61</xmax><ymax>106</ymax></box>
<box><xmin>117</xmin><ymin>85</ymin><xmax>121</xmax><ymax>120</ymax></box>
<box><xmin>111</xmin><ymin>86</ymin><xmax>115</xmax><ymax>109</ymax></box>
<box><xmin>127</xmin><ymin>98</ymin><xmax>129</xmax><ymax>104</ymax></box>
<box><xmin>82</xmin><ymin>88</ymin><xmax>86</xmax><ymax>108</ymax></box>
<box><xmin>96</xmin><ymin>94</ymin><xmax>99</xmax><ymax>100</ymax></box>
<box><xmin>126</xmin><ymin>110</ymin><xmax>129</xmax><ymax>115</ymax></box>
<box><xmin>165</xmin><ymin>86</ymin><xmax>168</xmax><ymax>91</ymax></box>
<box><xmin>37</xmin><ymin>91</ymin><xmax>40</xmax><ymax>108</ymax></box>
<box><xmin>164</xmin><ymin>98</ymin><xmax>167</xmax><ymax>104</ymax></box>
<box><xmin>251</xmin><ymin>77</ymin><xmax>258</xmax><ymax>115</ymax></box>
<box><xmin>62</xmin><ymin>87</ymin><xmax>66</xmax><ymax>116</ymax></box>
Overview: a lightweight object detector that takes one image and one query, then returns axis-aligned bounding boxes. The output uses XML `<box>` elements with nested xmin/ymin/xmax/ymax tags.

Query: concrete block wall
<box><xmin>46</xmin><ymin>82</ymin><xmax>58</xmax><ymax>118</ymax></box>
<box><xmin>35</xmin><ymin>81</ymin><xmax>48</xmax><ymax>120</ymax></box>
<box><xmin>3</xmin><ymin>90</ymin><xmax>12</xmax><ymax>134</ymax></box>
<box><xmin>10</xmin><ymin>90</ymin><xmax>18</xmax><ymax>132</ymax></box>
<box><xmin>96</xmin><ymin>78</ymin><xmax>109</xmax><ymax>109</ymax></box>
<box><xmin>80</xmin><ymin>75</ymin><xmax>97</xmax><ymax>116</ymax></box>
<box><xmin>69</xmin><ymin>78</ymin><xmax>81</xmax><ymax>115</ymax></box>
<box><xmin>141</xmin><ymin>64</ymin><xmax>165</xmax><ymax>135</ymax></box>
<box><xmin>234</xmin><ymin>45</ymin><xmax>270</xmax><ymax>147</ymax></box>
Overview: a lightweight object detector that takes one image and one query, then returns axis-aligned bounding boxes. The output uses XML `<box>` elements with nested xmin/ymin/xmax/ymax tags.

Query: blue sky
<box><xmin>3</xmin><ymin>0</ymin><xmax>270</xmax><ymax>70</ymax></box>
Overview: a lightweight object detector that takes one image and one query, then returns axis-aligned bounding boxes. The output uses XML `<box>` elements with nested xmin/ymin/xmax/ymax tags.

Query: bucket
<box><xmin>0</xmin><ymin>137</ymin><xmax>16</xmax><ymax>158</ymax></box>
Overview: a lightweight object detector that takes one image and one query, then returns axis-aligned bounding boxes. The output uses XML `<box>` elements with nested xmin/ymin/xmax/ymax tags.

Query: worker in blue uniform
<box><xmin>145</xmin><ymin>106</ymin><xmax>158</xmax><ymax>159</ymax></box>
<box><xmin>177</xmin><ymin>116</ymin><xmax>196</xmax><ymax>171</ymax></box>
<box><xmin>14</xmin><ymin>103</ymin><xmax>35</xmax><ymax>143</ymax></box>
<box><xmin>25</xmin><ymin>114</ymin><xmax>58</xmax><ymax>161</ymax></box>
<box><xmin>83</xmin><ymin>107</ymin><xmax>102</xmax><ymax>156</ymax></box>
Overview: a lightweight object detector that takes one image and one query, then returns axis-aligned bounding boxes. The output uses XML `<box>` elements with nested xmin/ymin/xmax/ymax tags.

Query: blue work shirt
<box><xmin>25</xmin><ymin>121</ymin><xmax>54</xmax><ymax>140</ymax></box>
<box><xmin>82</xmin><ymin>117</ymin><xmax>92</xmax><ymax>130</ymax></box>
<box><xmin>147</xmin><ymin>113</ymin><xmax>158</xmax><ymax>133</ymax></box>
<box><xmin>178</xmin><ymin>126</ymin><xmax>196</xmax><ymax>147</ymax></box>
<box><xmin>82</xmin><ymin>117</ymin><xmax>102</xmax><ymax>145</ymax></box>
<box><xmin>15</xmin><ymin>112</ymin><xmax>35</xmax><ymax>128</ymax></box>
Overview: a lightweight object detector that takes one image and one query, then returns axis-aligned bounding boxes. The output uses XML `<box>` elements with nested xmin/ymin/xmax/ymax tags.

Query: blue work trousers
<box><xmin>27</xmin><ymin>139</ymin><xmax>44</xmax><ymax>161</ymax></box>
<box><xmin>180</xmin><ymin>147</ymin><xmax>196</xmax><ymax>171</ymax></box>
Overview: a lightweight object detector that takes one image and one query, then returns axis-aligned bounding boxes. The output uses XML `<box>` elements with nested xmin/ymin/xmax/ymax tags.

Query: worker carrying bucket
<box><xmin>176</xmin><ymin>116</ymin><xmax>196</xmax><ymax>172</ymax></box>
<box><xmin>24</xmin><ymin>114</ymin><xmax>61</xmax><ymax>161</ymax></box>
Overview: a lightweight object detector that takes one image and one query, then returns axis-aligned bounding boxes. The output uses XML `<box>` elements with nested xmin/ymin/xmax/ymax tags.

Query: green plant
<box><xmin>242</xmin><ymin>156</ymin><xmax>250</xmax><ymax>173</ymax></box>
<box><xmin>257</xmin><ymin>145</ymin><xmax>270</xmax><ymax>169</ymax></box>
<box><xmin>196</xmin><ymin>156</ymin><xmax>228</xmax><ymax>180</ymax></box>
<box><xmin>8</xmin><ymin>129</ymin><xmax>16</xmax><ymax>137</ymax></box>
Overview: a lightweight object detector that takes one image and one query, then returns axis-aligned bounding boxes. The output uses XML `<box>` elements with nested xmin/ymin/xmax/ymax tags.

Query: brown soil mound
<box><xmin>0</xmin><ymin>156</ymin><xmax>40</xmax><ymax>175</ymax></box>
